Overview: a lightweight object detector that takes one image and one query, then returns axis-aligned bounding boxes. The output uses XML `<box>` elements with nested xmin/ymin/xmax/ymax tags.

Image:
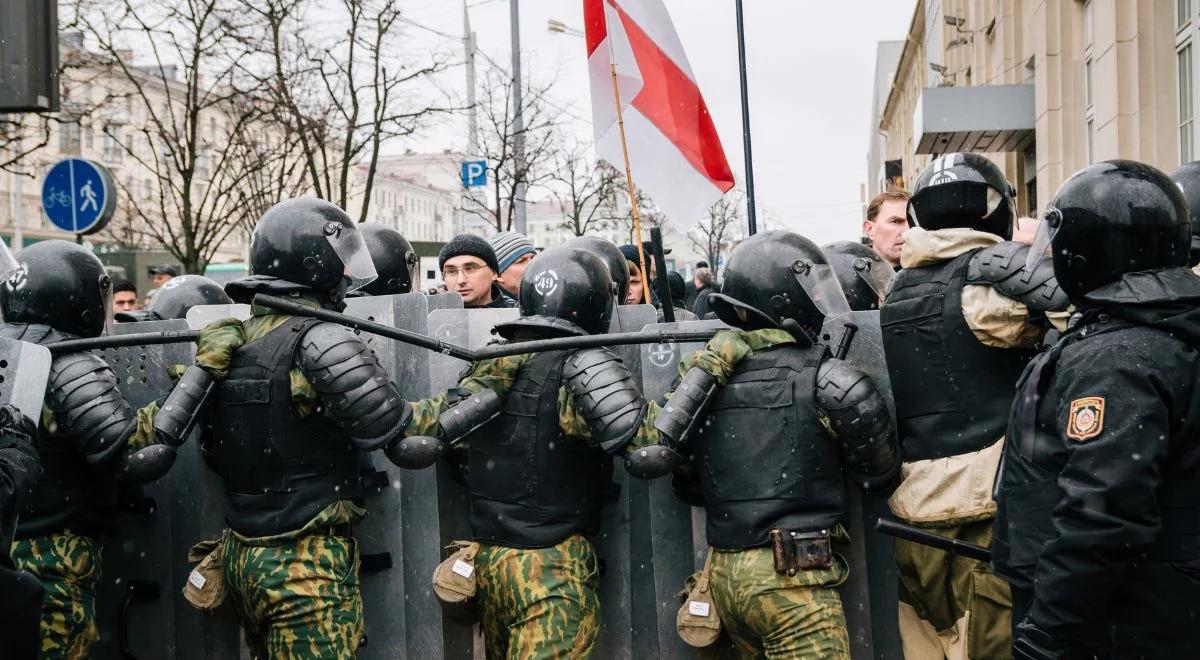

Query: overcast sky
<box><xmin>400</xmin><ymin>0</ymin><xmax>917</xmax><ymax>245</ymax></box>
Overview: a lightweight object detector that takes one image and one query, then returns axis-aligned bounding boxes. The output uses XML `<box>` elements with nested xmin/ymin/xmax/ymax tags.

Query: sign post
<box><xmin>40</xmin><ymin>158</ymin><xmax>116</xmax><ymax>239</ymax></box>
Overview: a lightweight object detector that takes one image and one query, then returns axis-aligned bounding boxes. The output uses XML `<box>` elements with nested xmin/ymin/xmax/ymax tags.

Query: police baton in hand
<box><xmin>874</xmin><ymin>518</ymin><xmax>992</xmax><ymax>563</ymax></box>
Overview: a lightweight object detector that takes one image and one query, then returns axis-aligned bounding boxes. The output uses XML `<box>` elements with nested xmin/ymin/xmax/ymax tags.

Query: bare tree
<box><xmin>549</xmin><ymin>144</ymin><xmax>619</xmax><ymax>237</ymax></box>
<box><xmin>690</xmin><ymin>192</ymin><xmax>744</xmax><ymax>268</ymax></box>
<box><xmin>609</xmin><ymin>179</ymin><xmax>668</xmax><ymax>245</ymax></box>
<box><xmin>468</xmin><ymin>63</ymin><xmax>560</xmax><ymax>232</ymax></box>
<box><xmin>67</xmin><ymin>0</ymin><xmax>295</xmax><ymax>273</ymax></box>
<box><xmin>239</xmin><ymin>0</ymin><xmax>453</xmax><ymax>222</ymax></box>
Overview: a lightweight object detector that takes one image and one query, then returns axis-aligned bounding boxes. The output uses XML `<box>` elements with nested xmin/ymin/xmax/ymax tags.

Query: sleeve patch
<box><xmin>1066</xmin><ymin>396</ymin><xmax>1105</xmax><ymax>441</ymax></box>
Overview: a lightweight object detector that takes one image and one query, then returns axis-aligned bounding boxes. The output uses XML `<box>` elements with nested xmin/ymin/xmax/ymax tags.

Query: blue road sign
<box><xmin>41</xmin><ymin>158</ymin><xmax>116</xmax><ymax>235</ymax></box>
<box><xmin>461</xmin><ymin>160</ymin><xmax>487</xmax><ymax>188</ymax></box>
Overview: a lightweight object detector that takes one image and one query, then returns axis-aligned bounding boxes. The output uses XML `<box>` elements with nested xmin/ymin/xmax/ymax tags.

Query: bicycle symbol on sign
<box><xmin>44</xmin><ymin>188</ymin><xmax>72</xmax><ymax>210</ymax></box>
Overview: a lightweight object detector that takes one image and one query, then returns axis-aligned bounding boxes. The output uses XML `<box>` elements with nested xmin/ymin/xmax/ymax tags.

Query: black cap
<box><xmin>439</xmin><ymin>234</ymin><xmax>499</xmax><ymax>274</ymax></box>
<box><xmin>150</xmin><ymin>264</ymin><xmax>180</xmax><ymax>277</ymax></box>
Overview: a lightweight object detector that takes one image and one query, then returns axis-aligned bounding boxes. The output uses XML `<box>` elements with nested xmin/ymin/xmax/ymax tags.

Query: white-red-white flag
<box><xmin>584</xmin><ymin>0</ymin><xmax>735</xmax><ymax>227</ymax></box>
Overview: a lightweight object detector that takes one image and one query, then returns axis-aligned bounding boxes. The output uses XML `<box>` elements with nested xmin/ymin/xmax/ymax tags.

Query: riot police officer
<box><xmin>115</xmin><ymin>273</ymin><xmax>232</xmax><ymax>322</ymax></box>
<box><xmin>396</xmin><ymin>245</ymin><xmax>657</xmax><ymax>658</ymax></box>
<box><xmin>350</xmin><ymin>223</ymin><xmax>418</xmax><ymax>297</ymax></box>
<box><xmin>632</xmin><ymin>231</ymin><xmax>900</xmax><ymax>658</ymax></box>
<box><xmin>0</xmin><ymin>404</ymin><xmax>43</xmax><ymax>660</ymax></box>
<box><xmin>822</xmin><ymin>240</ymin><xmax>895</xmax><ymax>310</ymax></box>
<box><xmin>565</xmin><ymin>235</ymin><xmax>630</xmax><ymax>303</ymax></box>
<box><xmin>879</xmin><ymin>153</ymin><xmax>1069</xmax><ymax>659</ymax></box>
<box><xmin>1168</xmin><ymin>161</ymin><xmax>1200</xmax><ymax>269</ymax></box>
<box><xmin>193</xmin><ymin>198</ymin><xmax>411</xmax><ymax>659</ymax></box>
<box><xmin>1</xmin><ymin>240</ymin><xmax>212</xmax><ymax>657</ymax></box>
<box><xmin>993</xmin><ymin>161</ymin><xmax>1200</xmax><ymax>659</ymax></box>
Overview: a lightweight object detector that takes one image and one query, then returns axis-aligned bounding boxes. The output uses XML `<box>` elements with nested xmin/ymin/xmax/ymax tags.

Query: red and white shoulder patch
<box><xmin>1066</xmin><ymin>396</ymin><xmax>1105</xmax><ymax>442</ymax></box>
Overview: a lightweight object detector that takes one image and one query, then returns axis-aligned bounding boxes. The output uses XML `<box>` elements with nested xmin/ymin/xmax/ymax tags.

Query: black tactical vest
<box><xmin>468</xmin><ymin>350</ymin><xmax>612</xmax><ymax>549</ymax></box>
<box><xmin>16</xmin><ymin>410</ymin><xmax>115</xmax><ymax>539</ymax></box>
<box><xmin>206</xmin><ymin>316</ymin><xmax>362</xmax><ymax>537</ymax></box>
<box><xmin>881</xmin><ymin>250</ymin><xmax>1036</xmax><ymax>461</ymax></box>
<box><xmin>692</xmin><ymin>344</ymin><xmax>845</xmax><ymax>550</ymax></box>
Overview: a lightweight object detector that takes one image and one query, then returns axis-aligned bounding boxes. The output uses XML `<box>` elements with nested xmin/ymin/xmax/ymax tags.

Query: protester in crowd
<box><xmin>149</xmin><ymin>265</ymin><xmax>179</xmax><ymax>288</ymax></box>
<box><xmin>112</xmin><ymin>279</ymin><xmax>140</xmax><ymax>320</ymax></box>
<box><xmin>684</xmin><ymin>260</ymin><xmax>708</xmax><ymax>308</ymax></box>
<box><xmin>863</xmin><ymin>190</ymin><xmax>911</xmax><ymax>270</ymax></box>
<box><xmin>663</xmin><ymin>272</ymin><xmax>698</xmax><ymax>321</ymax></box>
<box><xmin>439</xmin><ymin>234</ymin><xmax>517</xmax><ymax>309</ymax></box>
<box><xmin>619</xmin><ymin>245</ymin><xmax>651</xmax><ymax>305</ymax></box>
<box><xmin>488</xmin><ymin>231</ymin><xmax>538</xmax><ymax>298</ymax></box>
<box><xmin>691</xmin><ymin>267</ymin><xmax>716</xmax><ymax>318</ymax></box>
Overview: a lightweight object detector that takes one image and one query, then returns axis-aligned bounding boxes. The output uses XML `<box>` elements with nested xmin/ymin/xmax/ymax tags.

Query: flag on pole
<box><xmin>584</xmin><ymin>0</ymin><xmax>736</xmax><ymax>227</ymax></box>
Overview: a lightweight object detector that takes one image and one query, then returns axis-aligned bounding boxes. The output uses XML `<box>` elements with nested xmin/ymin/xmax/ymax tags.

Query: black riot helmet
<box><xmin>1168</xmin><ymin>161</ymin><xmax>1200</xmax><ymax>266</ymax></box>
<box><xmin>145</xmin><ymin>275</ymin><xmax>232</xmax><ymax>320</ymax></box>
<box><xmin>708</xmin><ymin>231</ymin><xmax>850</xmax><ymax>341</ymax></box>
<box><xmin>565</xmin><ymin>235</ymin><xmax>629</xmax><ymax>302</ymax></box>
<box><xmin>245</xmin><ymin>198</ymin><xmax>377</xmax><ymax>298</ymax></box>
<box><xmin>352</xmin><ymin>223</ymin><xmax>418</xmax><ymax>297</ymax></box>
<box><xmin>0</xmin><ymin>240</ymin><xmax>112</xmax><ymax>338</ymax></box>
<box><xmin>494</xmin><ymin>245</ymin><xmax>615</xmax><ymax>338</ymax></box>
<box><xmin>1030</xmin><ymin>160</ymin><xmax>1190</xmax><ymax>301</ymax></box>
<box><xmin>908</xmin><ymin>152</ymin><xmax>1016</xmax><ymax>240</ymax></box>
<box><xmin>821</xmin><ymin>241</ymin><xmax>894</xmax><ymax>311</ymax></box>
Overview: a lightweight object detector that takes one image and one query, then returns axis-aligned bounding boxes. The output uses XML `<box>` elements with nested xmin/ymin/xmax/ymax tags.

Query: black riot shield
<box><xmin>184</xmin><ymin>303</ymin><xmax>252</xmax><ymax>329</ymax></box>
<box><xmin>820</xmin><ymin>310</ymin><xmax>901</xmax><ymax>660</ymax></box>
<box><xmin>92</xmin><ymin>319</ymin><xmax>239</xmax><ymax>660</ymax></box>
<box><xmin>0</xmin><ymin>336</ymin><xmax>51</xmax><ymax>421</ymax></box>
<box><xmin>342</xmin><ymin>292</ymin><xmax>462</xmax><ymax>660</ymax></box>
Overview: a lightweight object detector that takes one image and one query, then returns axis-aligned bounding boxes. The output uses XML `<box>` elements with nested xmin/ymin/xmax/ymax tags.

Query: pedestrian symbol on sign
<box><xmin>80</xmin><ymin>181</ymin><xmax>98</xmax><ymax>212</ymax></box>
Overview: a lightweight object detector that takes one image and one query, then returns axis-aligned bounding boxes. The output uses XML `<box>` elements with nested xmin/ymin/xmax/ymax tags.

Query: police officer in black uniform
<box><xmin>1168</xmin><ymin>161</ymin><xmax>1200</xmax><ymax>268</ymax></box>
<box><xmin>115</xmin><ymin>274</ymin><xmax>233</xmax><ymax>322</ymax></box>
<box><xmin>565</xmin><ymin>235</ymin><xmax>631</xmax><ymax>303</ymax></box>
<box><xmin>880</xmin><ymin>153</ymin><xmax>1068</xmax><ymax>658</ymax></box>
<box><xmin>638</xmin><ymin>231</ymin><xmax>900</xmax><ymax>657</ymax></box>
<box><xmin>0</xmin><ymin>405</ymin><xmax>43</xmax><ymax>660</ymax></box>
<box><xmin>993</xmin><ymin>160</ymin><xmax>1200</xmax><ymax>660</ymax></box>
<box><xmin>351</xmin><ymin>223</ymin><xmax>419</xmax><ymax>297</ymax></box>
<box><xmin>194</xmin><ymin>198</ymin><xmax>413</xmax><ymax>659</ymax></box>
<box><xmin>0</xmin><ymin>240</ymin><xmax>213</xmax><ymax>657</ymax></box>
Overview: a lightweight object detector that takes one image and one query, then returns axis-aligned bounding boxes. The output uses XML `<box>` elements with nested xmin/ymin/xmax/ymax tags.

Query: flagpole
<box><xmin>735</xmin><ymin>0</ymin><xmax>758</xmax><ymax>235</ymax></box>
<box><xmin>609</xmin><ymin>62</ymin><xmax>651</xmax><ymax>301</ymax></box>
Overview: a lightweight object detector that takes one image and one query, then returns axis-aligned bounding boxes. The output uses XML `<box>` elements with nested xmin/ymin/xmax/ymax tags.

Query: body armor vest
<box><xmin>693</xmin><ymin>344</ymin><xmax>845</xmax><ymax>550</ymax></box>
<box><xmin>16</xmin><ymin>414</ymin><xmax>114</xmax><ymax>539</ymax></box>
<box><xmin>469</xmin><ymin>350</ymin><xmax>612</xmax><ymax>549</ymax></box>
<box><xmin>881</xmin><ymin>250</ymin><xmax>1036</xmax><ymax>461</ymax></box>
<box><xmin>206</xmin><ymin>317</ymin><xmax>362</xmax><ymax>537</ymax></box>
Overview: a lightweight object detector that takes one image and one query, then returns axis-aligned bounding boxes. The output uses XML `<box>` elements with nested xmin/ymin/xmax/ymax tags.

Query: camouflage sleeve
<box><xmin>125</xmin><ymin>401</ymin><xmax>160</xmax><ymax>452</ymax></box>
<box><xmin>290</xmin><ymin>368</ymin><xmax>318</xmax><ymax>419</ymax></box>
<box><xmin>194</xmin><ymin>318</ymin><xmax>245</xmax><ymax>380</ymax></box>
<box><xmin>677</xmin><ymin>329</ymin><xmax>752</xmax><ymax>385</ymax></box>
<box><xmin>404</xmin><ymin>355</ymin><xmax>530</xmax><ymax>437</ymax></box>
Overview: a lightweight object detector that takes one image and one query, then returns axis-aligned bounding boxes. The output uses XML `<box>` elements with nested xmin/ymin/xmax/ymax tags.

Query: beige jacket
<box><xmin>889</xmin><ymin>227</ymin><xmax>1064</xmax><ymax>526</ymax></box>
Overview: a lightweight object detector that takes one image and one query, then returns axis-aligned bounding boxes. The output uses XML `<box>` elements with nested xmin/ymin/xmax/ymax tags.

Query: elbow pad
<box><xmin>966</xmin><ymin>241</ymin><xmax>1070</xmax><ymax>312</ymax></box>
<box><xmin>385</xmin><ymin>389</ymin><xmax>500</xmax><ymax>471</ymax></box>
<box><xmin>300</xmin><ymin>322</ymin><xmax>409</xmax><ymax>451</ymax></box>
<box><xmin>815</xmin><ymin>357</ymin><xmax>900</xmax><ymax>495</ymax></box>
<box><xmin>118</xmin><ymin>443</ymin><xmax>178</xmax><ymax>485</ymax></box>
<box><xmin>47</xmin><ymin>352</ymin><xmax>135</xmax><ymax>465</ymax></box>
<box><xmin>627</xmin><ymin>368</ymin><xmax>718</xmax><ymax>480</ymax></box>
<box><xmin>563</xmin><ymin>348</ymin><xmax>646</xmax><ymax>454</ymax></box>
<box><xmin>153</xmin><ymin>366</ymin><xmax>215</xmax><ymax>447</ymax></box>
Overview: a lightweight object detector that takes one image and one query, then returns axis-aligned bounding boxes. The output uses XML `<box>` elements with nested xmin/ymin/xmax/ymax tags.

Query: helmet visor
<box><xmin>98</xmin><ymin>272</ymin><xmax>113</xmax><ymax>335</ymax></box>
<box><xmin>793</xmin><ymin>260</ymin><xmax>851</xmax><ymax>317</ymax></box>
<box><xmin>853</xmin><ymin>257</ymin><xmax>894</xmax><ymax>303</ymax></box>
<box><xmin>0</xmin><ymin>241</ymin><xmax>17</xmax><ymax>283</ymax></box>
<box><xmin>1025</xmin><ymin>208</ymin><xmax>1063</xmax><ymax>270</ymax></box>
<box><xmin>327</xmin><ymin>224</ymin><xmax>378</xmax><ymax>293</ymax></box>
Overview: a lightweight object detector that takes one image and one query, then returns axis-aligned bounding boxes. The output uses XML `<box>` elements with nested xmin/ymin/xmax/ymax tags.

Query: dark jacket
<box><xmin>994</xmin><ymin>268</ymin><xmax>1200</xmax><ymax>657</ymax></box>
<box><xmin>0</xmin><ymin>408</ymin><xmax>43</xmax><ymax>660</ymax></box>
<box><xmin>475</xmin><ymin>283</ymin><xmax>518</xmax><ymax>309</ymax></box>
<box><xmin>692</xmin><ymin>284</ymin><xmax>715</xmax><ymax>318</ymax></box>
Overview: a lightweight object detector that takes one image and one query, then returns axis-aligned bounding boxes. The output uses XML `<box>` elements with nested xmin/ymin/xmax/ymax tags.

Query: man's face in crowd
<box><xmin>152</xmin><ymin>273</ymin><xmax>171</xmax><ymax>288</ymax></box>
<box><xmin>113</xmin><ymin>291</ymin><xmax>139</xmax><ymax>315</ymax></box>
<box><xmin>443</xmin><ymin>255</ymin><xmax>495</xmax><ymax>307</ymax></box>
<box><xmin>864</xmin><ymin>199</ymin><xmax>910</xmax><ymax>267</ymax></box>
<box><xmin>496</xmin><ymin>252</ymin><xmax>534</xmax><ymax>297</ymax></box>
<box><xmin>625</xmin><ymin>263</ymin><xmax>644</xmax><ymax>305</ymax></box>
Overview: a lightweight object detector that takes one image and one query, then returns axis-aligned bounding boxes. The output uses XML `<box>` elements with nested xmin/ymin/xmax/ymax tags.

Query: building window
<box><xmin>1182</xmin><ymin>0</ymin><xmax>1193</xmax><ymax>31</ymax></box>
<box><xmin>1180</xmin><ymin>0</ymin><xmax>1199</xmax><ymax>164</ymax></box>
<box><xmin>58</xmin><ymin>120</ymin><xmax>81</xmax><ymax>154</ymax></box>
<box><xmin>1084</xmin><ymin>0</ymin><xmax>1095</xmax><ymax>164</ymax></box>
<box><xmin>101</xmin><ymin>125</ymin><xmax>124</xmax><ymax>163</ymax></box>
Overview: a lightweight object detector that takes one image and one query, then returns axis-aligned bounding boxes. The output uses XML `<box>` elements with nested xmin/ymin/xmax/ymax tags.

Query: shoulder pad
<box><xmin>47</xmin><ymin>352</ymin><xmax>134</xmax><ymax>465</ymax></box>
<box><xmin>563</xmin><ymin>347</ymin><xmax>646</xmax><ymax>454</ymax></box>
<box><xmin>815</xmin><ymin>357</ymin><xmax>900</xmax><ymax>495</ymax></box>
<box><xmin>966</xmin><ymin>242</ymin><xmax>1069</xmax><ymax>312</ymax></box>
<box><xmin>299</xmin><ymin>322</ymin><xmax>408</xmax><ymax>451</ymax></box>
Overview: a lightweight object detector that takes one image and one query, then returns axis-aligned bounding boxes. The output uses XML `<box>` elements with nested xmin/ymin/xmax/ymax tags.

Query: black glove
<box><xmin>1012</xmin><ymin>619</ymin><xmax>1065</xmax><ymax>660</ymax></box>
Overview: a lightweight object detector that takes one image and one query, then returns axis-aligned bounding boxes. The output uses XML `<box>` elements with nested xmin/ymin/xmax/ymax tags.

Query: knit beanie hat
<box><xmin>488</xmin><ymin>231</ymin><xmax>538</xmax><ymax>273</ymax></box>
<box><xmin>439</xmin><ymin>234</ymin><xmax>500</xmax><ymax>273</ymax></box>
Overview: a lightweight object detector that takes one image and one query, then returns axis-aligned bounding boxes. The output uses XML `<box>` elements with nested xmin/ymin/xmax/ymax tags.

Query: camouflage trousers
<box><xmin>476</xmin><ymin>534</ymin><xmax>600</xmax><ymax>660</ymax></box>
<box><xmin>895</xmin><ymin>518</ymin><xmax>1011</xmax><ymax>660</ymax></box>
<box><xmin>10</xmin><ymin>531</ymin><xmax>102</xmax><ymax>660</ymax></box>
<box><xmin>222</xmin><ymin>530</ymin><xmax>363</xmax><ymax>660</ymax></box>
<box><xmin>709</xmin><ymin>546</ymin><xmax>852</xmax><ymax>659</ymax></box>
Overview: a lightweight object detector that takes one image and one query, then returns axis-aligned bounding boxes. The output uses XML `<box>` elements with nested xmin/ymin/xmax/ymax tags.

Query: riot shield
<box><xmin>92</xmin><ymin>319</ymin><xmax>239</xmax><ymax>660</ymax></box>
<box><xmin>820</xmin><ymin>311</ymin><xmax>901</xmax><ymax>660</ymax></box>
<box><xmin>342</xmin><ymin>292</ymin><xmax>462</xmax><ymax>660</ymax></box>
<box><xmin>184</xmin><ymin>303</ymin><xmax>252</xmax><ymax>329</ymax></box>
<box><xmin>0</xmin><ymin>336</ymin><xmax>51</xmax><ymax>421</ymax></box>
<box><xmin>608</xmin><ymin>303</ymin><xmax>657</xmax><ymax>378</ymax></box>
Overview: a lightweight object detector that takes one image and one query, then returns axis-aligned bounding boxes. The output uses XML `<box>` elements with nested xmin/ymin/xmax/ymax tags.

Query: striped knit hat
<box><xmin>488</xmin><ymin>231</ymin><xmax>538</xmax><ymax>273</ymax></box>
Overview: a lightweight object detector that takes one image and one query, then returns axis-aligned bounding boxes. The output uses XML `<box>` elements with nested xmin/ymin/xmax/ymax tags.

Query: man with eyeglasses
<box><xmin>439</xmin><ymin>234</ymin><xmax>518</xmax><ymax>309</ymax></box>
